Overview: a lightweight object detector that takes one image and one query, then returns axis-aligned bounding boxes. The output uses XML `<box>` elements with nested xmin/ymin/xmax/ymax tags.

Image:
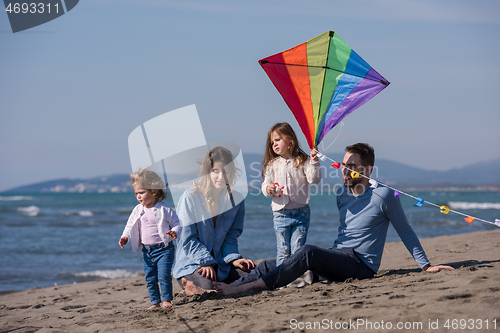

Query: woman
<box><xmin>173</xmin><ymin>146</ymin><xmax>255</xmax><ymax>294</ymax></box>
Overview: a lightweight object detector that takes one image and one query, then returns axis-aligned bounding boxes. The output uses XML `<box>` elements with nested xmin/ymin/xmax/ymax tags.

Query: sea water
<box><xmin>1</xmin><ymin>190</ymin><xmax>499</xmax><ymax>293</ymax></box>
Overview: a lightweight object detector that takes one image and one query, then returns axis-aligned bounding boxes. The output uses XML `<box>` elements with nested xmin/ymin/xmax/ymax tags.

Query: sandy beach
<box><xmin>1</xmin><ymin>229</ymin><xmax>499</xmax><ymax>333</ymax></box>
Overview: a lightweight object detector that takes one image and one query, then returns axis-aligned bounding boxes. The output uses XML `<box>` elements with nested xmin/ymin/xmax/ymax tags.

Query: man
<box><xmin>210</xmin><ymin>143</ymin><xmax>453</xmax><ymax>296</ymax></box>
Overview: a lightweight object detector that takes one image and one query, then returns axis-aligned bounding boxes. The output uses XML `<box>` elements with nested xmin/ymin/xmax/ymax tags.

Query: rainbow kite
<box><xmin>259</xmin><ymin>31</ymin><xmax>390</xmax><ymax>149</ymax></box>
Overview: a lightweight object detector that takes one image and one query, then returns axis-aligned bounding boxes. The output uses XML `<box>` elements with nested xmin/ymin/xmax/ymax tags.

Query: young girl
<box><xmin>262</xmin><ymin>122</ymin><xmax>322</xmax><ymax>265</ymax></box>
<box><xmin>119</xmin><ymin>169</ymin><xmax>181</xmax><ymax>309</ymax></box>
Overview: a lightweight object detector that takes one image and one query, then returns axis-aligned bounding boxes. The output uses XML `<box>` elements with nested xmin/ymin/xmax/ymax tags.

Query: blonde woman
<box><xmin>173</xmin><ymin>146</ymin><xmax>255</xmax><ymax>295</ymax></box>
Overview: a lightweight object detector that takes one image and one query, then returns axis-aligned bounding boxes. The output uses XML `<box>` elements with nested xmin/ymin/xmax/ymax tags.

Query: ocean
<box><xmin>1</xmin><ymin>190</ymin><xmax>499</xmax><ymax>293</ymax></box>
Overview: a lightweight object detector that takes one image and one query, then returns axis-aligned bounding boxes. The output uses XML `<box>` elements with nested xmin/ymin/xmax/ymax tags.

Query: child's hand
<box><xmin>310</xmin><ymin>146</ymin><xmax>319</xmax><ymax>163</ymax></box>
<box><xmin>119</xmin><ymin>237</ymin><xmax>128</xmax><ymax>249</ymax></box>
<box><xmin>166</xmin><ymin>230</ymin><xmax>177</xmax><ymax>240</ymax></box>
<box><xmin>266</xmin><ymin>184</ymin><xmax>276</xmax><ymax>195</ymax></box>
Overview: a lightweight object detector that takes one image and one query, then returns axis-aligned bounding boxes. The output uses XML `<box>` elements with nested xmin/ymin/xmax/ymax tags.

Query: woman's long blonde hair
<box><xmin>192</xmin><ymin>146</ymin><xmax>239</xmax><ymax>210</ymax></box>
<box><xmin>262</xmin><ymin>122</ymin><xmax>308</xmax><ymax>179</ymax></box>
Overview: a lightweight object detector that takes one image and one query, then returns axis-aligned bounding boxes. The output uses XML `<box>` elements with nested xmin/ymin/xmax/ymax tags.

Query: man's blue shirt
<box><xmin>334</xmin><ymin>184</ymin><xmax>430</xmax><ymax>272</ymax></box>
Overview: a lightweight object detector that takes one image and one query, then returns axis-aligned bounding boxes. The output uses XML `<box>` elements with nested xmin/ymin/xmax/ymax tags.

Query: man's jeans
<box><xmin>273</xmin><ymin>205</ymin><xmax>310</xmax><ymax>266</ymax></box>
<box><xmin>231</xmin><ymin>245</ymin><xmax>375</xmax><ymax>289</ymax></box>
<box><xmin>142</xmin><ymin>242</ymin><xmax>174</xmax><ymax>305</ymax></box>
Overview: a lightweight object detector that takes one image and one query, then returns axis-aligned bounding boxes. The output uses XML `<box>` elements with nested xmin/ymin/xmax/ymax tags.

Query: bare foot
<box><xmin>181</xmin><ymin>277</ymin><xmax>215</xmax><ymax>296</ymax></box>
<box><xmin>162</xmin><ymin>301</ymin><xmax>172</xmax><ymax>308</ymax></box>
<box><xmin>148</xmin><ymin>304</ymin><xmax>160</xmax><ymax>310</ymax></box>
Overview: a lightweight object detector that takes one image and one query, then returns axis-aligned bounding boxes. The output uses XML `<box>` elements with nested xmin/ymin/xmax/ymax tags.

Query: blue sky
<box><xmin>1</xmin><ymin>0</ymin><xmax>499</xmax><ymax>192</ymax></box>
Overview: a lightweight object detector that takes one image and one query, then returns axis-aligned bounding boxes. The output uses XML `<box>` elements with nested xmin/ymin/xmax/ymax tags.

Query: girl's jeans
<box><xmin>142</xmin><ymin>242</ymin><xmax>174</xmax><ymax>305</ymax></box>
<box><xmin>273</xmin><ymin>205</ymin><xmax>310</xmax><ymax>266</ymax></box>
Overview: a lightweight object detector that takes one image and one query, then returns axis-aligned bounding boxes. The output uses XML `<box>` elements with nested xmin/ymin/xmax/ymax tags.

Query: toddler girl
<box><xmin>119</xmin><ymin>169</ymin><xmax>181</xmax><ymax>309</ymax></box>
<box><xmin>262</xmin><ymin>122</ymin><xmax>322</xmax><ymax>265</ymax></box>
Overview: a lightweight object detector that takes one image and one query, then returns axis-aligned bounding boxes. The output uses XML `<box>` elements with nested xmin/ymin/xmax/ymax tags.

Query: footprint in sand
<box><xmin>438</xmin><ymin>293</ymin><xmax>474</xmax><ymax>301</ymax></box>
<box><xmin>61</xmin><ymin>305</ymin><xmax>86</xmax><ymax>311</ymax></box>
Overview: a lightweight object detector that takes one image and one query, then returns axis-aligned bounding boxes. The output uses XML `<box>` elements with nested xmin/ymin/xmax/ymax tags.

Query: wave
<box><xmin>79</xmin><ymin>210</ymin><xmax>93</xmax><ymax>216</ymax></box>
<box><xmin>449</xmin><ymin>202</ymin><xmax>500</xmax><ymax>210</ymax></box>
<box><xmin>73</xmin><ymin>269</ymin><xmax>141</xmax><ymax>279</ymax></box>
<box><xmin>0</xmin><ymin>196</ymin><xmax>34</xmax><ymax>201</ymax></box>
<box><xmin>17</xmin><ymin>206</ymin><xmax>40</xmax><ymax>216</ymax></box>
<box><xmin>60</xmin><ymin>210</ymin><xmax>97</xmax><ymax>217</ymax></box>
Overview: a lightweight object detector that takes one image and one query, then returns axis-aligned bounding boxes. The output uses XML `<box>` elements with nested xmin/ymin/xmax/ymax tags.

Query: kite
<box><xmin>259</xmin><ymin>31</ymin><xmax>390</xmax><ymax>149</ymax></box>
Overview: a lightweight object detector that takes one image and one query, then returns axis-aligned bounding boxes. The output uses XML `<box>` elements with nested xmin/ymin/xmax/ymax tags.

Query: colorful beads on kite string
<box><xmin>440</xmin><ymin>206</ymin><xmax>450</xmax><ymax>214</ymax></box>
<box><xmin>465</xmin><ymin>216</ymin><xmax>475</xmax><ymax>224</ymax></box>
<box><xmin>308</xmin><ymin>152</ymin><xmax>496</xmax><ymax>227</ymax></box>
<box><xmin>273</xmin><ymin>182</ymin><xmax>284</xmax><ymax>198</ymax></box>
<box><xmin>313</xmin><ymin>153</ymin><xmax>496</xmax><ymax>227</ymax></box>
<box><xmin>332</xmin><ymin>162</ymin><xmax>341</xmax><ymax>169</ymax></box>
<box><xmin>413</xmin><ymin>198</ymin><xmax>424</xmax><ymax>207</ymax></box>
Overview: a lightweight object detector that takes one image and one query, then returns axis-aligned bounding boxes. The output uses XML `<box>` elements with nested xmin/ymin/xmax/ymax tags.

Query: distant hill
<box><xmin>2</xmin><ymin>154</ymin><xmax>499</xmax><ymax>193</ymax></box>
<box><xmin>375</xmin><ymin>156</ymin><xmax>500</xmax><ymax>187</ymax></box>
<box><xmin>2</xmin><ymin>174</ymin><xmax>133</xmax><ymax>193</ymax></box>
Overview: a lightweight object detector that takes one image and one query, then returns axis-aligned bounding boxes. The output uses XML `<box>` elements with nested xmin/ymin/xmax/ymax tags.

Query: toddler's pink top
<box><xmin>140</xmin><ymin>207</ymin><xmax>163</xmax><ymax>245</ymax></box>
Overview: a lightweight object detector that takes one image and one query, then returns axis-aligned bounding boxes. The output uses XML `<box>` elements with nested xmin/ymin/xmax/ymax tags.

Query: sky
<box><xmin>1</xmin><ymin>0</ymin><xmax>499</xmax><ymax>192</ymax></box>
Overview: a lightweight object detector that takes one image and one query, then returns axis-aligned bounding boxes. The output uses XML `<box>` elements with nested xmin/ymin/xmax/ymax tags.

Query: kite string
<box><xmin>316</xmin><ymin>151</ymin><xmax>498</xmax><ymax>227</ymax></box>
<box><xmin>321</xmin><ymin>122</ymin><xmax>344</xmax><ymax>152</ymax></box>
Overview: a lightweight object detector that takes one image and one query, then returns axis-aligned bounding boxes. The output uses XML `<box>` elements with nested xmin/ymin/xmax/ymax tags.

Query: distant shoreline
<box><xmin>400</xmin><ymin>184</ymin><xmax>500</xmax><ymax>191</ymax></box>
<box><xmin>3</xmin><ymin>184</ymin><xmax>500</xmax><ymax>194</ymax></box>
<box><xmin>3</xmin><ymin>153</ymin><xmax>500</xmax><ymax>193</ymax></box>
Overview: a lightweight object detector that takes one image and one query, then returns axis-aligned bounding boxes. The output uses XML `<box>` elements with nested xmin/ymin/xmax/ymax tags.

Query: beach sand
<box><xmin>1</xmin><ymin>229</ymin><xmax>499</xmax><ymax>333</ymax></box>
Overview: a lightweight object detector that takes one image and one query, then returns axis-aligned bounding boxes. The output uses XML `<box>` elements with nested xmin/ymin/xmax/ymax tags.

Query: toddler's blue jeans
<box><xmin>142</xmin><ymin>242</ymin><xmax>174</xmax><ymax>305</ymax></box>
<box><xmin>273</xmin><ymin>205</ymin><xmax>310</xmax><ymax>266</ymax></box>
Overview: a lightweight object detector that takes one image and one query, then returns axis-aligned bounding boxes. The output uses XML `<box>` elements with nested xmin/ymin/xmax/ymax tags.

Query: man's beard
<box><xmin>344</xmin><ymin>177</ymin><xmax>363</xmax><ymax>188</ymax></box>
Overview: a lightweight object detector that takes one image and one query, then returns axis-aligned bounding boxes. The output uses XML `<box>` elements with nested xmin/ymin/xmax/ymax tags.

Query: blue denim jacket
<box><xmin>172</xmin><ymin>188</ymin><xmax>244</xmax><ymax>281</ymax></box>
